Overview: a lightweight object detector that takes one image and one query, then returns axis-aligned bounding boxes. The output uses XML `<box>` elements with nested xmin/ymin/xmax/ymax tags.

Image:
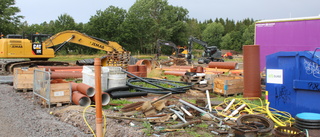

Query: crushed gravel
<box><xmin>0</xmin><ymin>84</ymin><xmax>91</xmax><ymax>137</ymax></box>
<box><xmin>0</xmin><ymin>84</ymin><xmax>146</xmax><ymax>137</ymax></box>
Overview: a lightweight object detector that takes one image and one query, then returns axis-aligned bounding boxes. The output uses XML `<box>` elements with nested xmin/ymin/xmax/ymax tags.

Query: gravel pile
<box><xmin>0</xmin><ymin>84</ymin><xmax>91</xmax><ymax>137</ymax></box>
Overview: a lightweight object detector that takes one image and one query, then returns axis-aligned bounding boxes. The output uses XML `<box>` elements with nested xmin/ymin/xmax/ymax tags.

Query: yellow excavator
<box><xmin>0</xmin><ymin>30</ymin><xmax>128</xmax><ymax>74</ymax></box>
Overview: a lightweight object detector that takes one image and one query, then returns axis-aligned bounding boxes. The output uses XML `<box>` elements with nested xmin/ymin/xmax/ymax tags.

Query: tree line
<box><xmin>1</xmin><ymin>0</ymin><xmax>255</xmax><ymax>55</ymax></box>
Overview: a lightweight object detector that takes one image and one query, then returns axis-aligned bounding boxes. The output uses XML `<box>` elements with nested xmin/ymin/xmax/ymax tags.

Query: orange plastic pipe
<box><xmin>208</xmin><ymin>62</ymin><xmax>238</xmax><ymax>69</ymax></box>
<box><xmin>135</xmin><ymin>60</ymin><xmax>152</xmax><ymax>73</ymax></box>
<box><xmin>72</xmin><ymin>83</ymin><xmax>95</xmax><ymax>97</ymax></box>
<box><xmin>243</xmin><ymin>45</ymin><xmax>261</xmax><ymax>98</ymax></box>
<box><xmin>50</xmin><ymin>71</ymin><xmax>82</xmax><ymax>79</ymax></box>
<box><xmin>72</xmin><ymin>91</ymin><xmax>91</xmax><ymax>106</ymax></box>
<box><xmin>91</xmin><ymin>92</ymin><xmax>111</xmax><ymax>106</ymax></box>
<box><xmin>94</xmin><ymin>58</ymin><xmax>103</xmax><ymax>137</ymax></box>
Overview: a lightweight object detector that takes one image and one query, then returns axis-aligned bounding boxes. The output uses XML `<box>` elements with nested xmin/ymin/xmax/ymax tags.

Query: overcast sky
<box><xmin>15</xmin><ymin>0</ymin><xmax>320</xmax><ymax>24</ymax></box>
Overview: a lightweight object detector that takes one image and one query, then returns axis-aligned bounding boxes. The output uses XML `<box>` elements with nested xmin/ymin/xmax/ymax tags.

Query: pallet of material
<box><xmin>192</xmin><ymin>84</ymin><xmax>213</xmax><ymax>92</ymax></box>
<box><xmin>180</xmin><ymin>75</ymin><xmax>205</xmax><ymax>84</ymax></box>
<box><xmin>13</xmin><ymin>67</ymin><xmax>45</xmax><ymax>91</ymax></box>
<box><xmin>213</xmin><ymin>75</ymin><xmax>243</xmax><ymax>96</ymax></box>
<box><xmin>38</xmin><ymin>82</ymin><xmax>72</xmax><ymax>106</ymax></box>
<box><xmin>49</xmin><ymin>82</ymin><xmax>71</xmax><ymax>105</ymax></box>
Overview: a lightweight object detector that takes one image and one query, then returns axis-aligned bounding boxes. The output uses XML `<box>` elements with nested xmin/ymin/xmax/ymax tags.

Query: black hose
<box><xmin>126</xmin><ymin>77</ymin><xmax>192</xmax><ymax>94</ymax></box>
<box><xmin>103</xmin><ymin>86</ymin><xmax>130</xmax><ymax>94</ymax></box>
<box><xmin>122</xmin><ymin>70</ymin><xmax>183</xmax><ymax>93</ymax></box>
<box><xmin>110</xmin><ymin>91</ymin><xmax>148</xmax><ymax>99</ymax></box>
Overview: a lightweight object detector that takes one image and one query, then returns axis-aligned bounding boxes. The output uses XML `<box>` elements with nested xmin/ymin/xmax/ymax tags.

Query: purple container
<box><xmin>255</xmin><ymin>16</ymin><xmax>320</xmax><ymax>71</ymax></box>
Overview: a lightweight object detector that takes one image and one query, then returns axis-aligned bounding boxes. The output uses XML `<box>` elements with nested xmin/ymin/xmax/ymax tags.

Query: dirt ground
<box><xmin>0</xmin><ymin>58</ymin><xmax>245</xmax><ymax>137</ymax></box>
<box><xmin>0</xmin><ymin>83</ymin><xmax>146</xmax><ymax>137</ymax></box>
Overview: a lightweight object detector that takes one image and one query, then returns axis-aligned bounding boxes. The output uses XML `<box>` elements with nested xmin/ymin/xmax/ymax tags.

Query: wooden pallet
<box><xmin>14</xmin><ymin>88</ymin><xmax>33</xmax><ymax>92</ymax></box>
<box><xmin>192</xmin><ymin>84</ymin><xmax>213</xmax><ymax>92</ymax></box>
<box><xmin>40</xmin><ymin>100</ymin><xmax>71</xmax><ymax>108</ymax></box>
<box><xmin>180</xmin><ymin>75</ymin><xmax>205</xmax><ymax>84</ymax></box>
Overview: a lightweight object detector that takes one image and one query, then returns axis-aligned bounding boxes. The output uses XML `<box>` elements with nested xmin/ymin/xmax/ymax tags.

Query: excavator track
<box><xmin>0</xmin><ymin>60</ymin><xmax>69</xmax><ymax>75</ymax></box>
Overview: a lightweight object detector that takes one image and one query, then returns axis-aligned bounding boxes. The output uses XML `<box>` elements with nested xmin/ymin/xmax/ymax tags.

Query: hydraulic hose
<box><xmin>122</xmin><ymin>70</ymin><xmax>183</xmax><ymax>93</ymax></box>
<box><xmin>103</xmin><ymin>86</ymin><xmax>130</xmax><ymax>94</ymax></box>
<box><xmin>110</xmin><ymin>91</ymin><xmax>148</xmax><ymax>99</ymax></box>
<box><xmin>122</xmin><ymin>70</ymin><xmax>192</xmax><ymax>94</ymax></box>
<box><xmin>126</xmin><ymin>77</ymin><xmax>191</xmax><ymax>94</ymax></box>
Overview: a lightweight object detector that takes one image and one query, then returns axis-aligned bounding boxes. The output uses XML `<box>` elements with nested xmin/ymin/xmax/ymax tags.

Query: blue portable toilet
<box><xmin>266</xmin><ymin>48</ymin><xmax>320</xmax><ymax>116</ymax></box>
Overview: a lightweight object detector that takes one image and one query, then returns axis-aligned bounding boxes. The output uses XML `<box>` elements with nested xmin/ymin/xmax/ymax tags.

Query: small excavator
<box><xmin>188</xmin><ymin>36</ymin><xmax>223</xmax><ymax>64</ymax></box>
<box><xmin>0</xmin><ymin>30</ymin><xmax>129</xmax><ymax>74</ymax></box>
<box><xmin>155</xmin><ymin>39</ymin><xmax>192</xmax><ymax>65</ymax></box>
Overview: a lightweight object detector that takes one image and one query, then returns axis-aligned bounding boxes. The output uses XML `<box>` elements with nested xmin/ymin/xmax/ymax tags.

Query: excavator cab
<box><xmin>31</xmin><ymin>34</ymin><xmax>51</xmax><ymax>43</ymax></box>
<box><xmin>31</xmin><ymin>34</ymin><xmax>51</xmax><ymax>56</ymax></box>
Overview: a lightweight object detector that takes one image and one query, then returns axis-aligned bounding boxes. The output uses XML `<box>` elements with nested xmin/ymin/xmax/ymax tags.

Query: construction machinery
<box><xmin>156</xmin><ymin>40</ymin><xmax>188</xmax><ymax>58</ymax></box>
<box><xmin>188</xmin><ymin>36</ymin><xmax>223</xmax><ymax>64</ymax></box>
<box><xmin>156</xmin><ymin>39</ymin><xmax>192</xmax><ymax>65</ymax></box>
<box><xmin>0</xmin><ymin>30</ymin><xmax>129</xmax><ymax>74</ymax></box>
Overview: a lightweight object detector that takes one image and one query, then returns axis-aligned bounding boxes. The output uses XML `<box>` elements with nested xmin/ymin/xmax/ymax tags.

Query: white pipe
<box><xmin>223</xmin><ymin>99</ymin><xmax>235</xmax><ymax>112</ymax></box>
<box><xmin>179</xmin><ymin>99</ymin><xmax>222</xmax><ymax>121</ymax></box>
<box><xmin>224</xmin><ymin>104</ymin><xmax>246</xmax><ymax>120</ymax></box>
<box><xmin>181</xmin><ymin>106</ymin><xmax>192</xmax><ymax>116</ymax></box>
<box><xmin>206</xmin><ymin>90</ymin><xmax>212</xmax><ymax>112</ymax></box>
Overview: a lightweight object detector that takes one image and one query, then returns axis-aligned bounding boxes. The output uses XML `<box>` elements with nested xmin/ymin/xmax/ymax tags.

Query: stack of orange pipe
<box><xmin>127</xmin><ymin>64</ymin><xmax>148</xmax><ymax>77</ymax></box>
<box><xmin>38</xmin><ymin>66</ymin><xmax>83</xmax><ymax>79</ymax></box>
<box><xmin>70</xmin><ymin>82</ymin><xmax>110</xmax><ymax>106</ymax></box>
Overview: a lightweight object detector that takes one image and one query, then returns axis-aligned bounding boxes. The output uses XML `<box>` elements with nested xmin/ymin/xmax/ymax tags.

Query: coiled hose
<box><xmin>214</xmin><ymin>97</ymin><xmax>294</xmax><ymax>127</ymax></box>
<box><xmin>126</xmin><ymin>77</ymin><xmax>192</xmax><ymax>94</ymax></box>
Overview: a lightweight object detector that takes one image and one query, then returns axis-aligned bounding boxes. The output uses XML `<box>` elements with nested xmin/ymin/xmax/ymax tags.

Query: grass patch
<box><xmin>102</xmin><ymin>99</ymin><xmax>133</xmax><ymax>109</ymax></box>
<box><xmin>142</xmin><ymin>121</ymin><xmax>153</xmax><ymax>136</ymax></box>
<box><xmin>195</xmin><ymin>123</ymin><xmax>209</xmax><ymax>128</ymax></box>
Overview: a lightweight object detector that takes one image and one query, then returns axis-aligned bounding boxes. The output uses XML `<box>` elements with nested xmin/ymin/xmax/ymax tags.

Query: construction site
<box><xmin>1</xmin><ymin>16</ymin><xmax>320</xmax><ymax>137</ymax></box>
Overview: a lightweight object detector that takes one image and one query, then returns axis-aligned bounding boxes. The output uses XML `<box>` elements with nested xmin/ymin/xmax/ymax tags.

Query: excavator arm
<box><xmin>188</xmin><ymin>36</ymin><xmax>208</xmax><ymax>50</ymax></box>
<box><xmin>156</xmin><ymin>39</ymin><xmax>179</xmax><ymax>59</ymax></box>
<box><xmin>188</xmin><ymin>36</ymin><xmax>223</xmax><ymax>63</ymax></box>
<box><xmin>43</xmin><ymin>30</ymin><xmax>124</xmax><ymax>52</ymax></box>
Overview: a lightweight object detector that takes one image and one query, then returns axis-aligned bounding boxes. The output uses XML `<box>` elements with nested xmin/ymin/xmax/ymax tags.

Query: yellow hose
<box><xmin>214</xmin><ymin>97</ymin><xmax>294</xmax><ymax>127</ymax></box>
<box><xmin>83</xmin><ymin>105</ymin><xmax>107</xmax><ymax>137</ymax></box>
<box><xmin>265</xmin><ymin>102</ymin><xmax>286</xmax><ymax>126</ymax></box>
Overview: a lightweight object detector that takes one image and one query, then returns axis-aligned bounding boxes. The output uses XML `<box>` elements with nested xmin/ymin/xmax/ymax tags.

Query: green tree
<box><xmin>242</xmin><ymin>24</ymin><xmax>255</xmax><ymax>45</ymax></box>
<box><xmin>54</xmin><ymin>14</ymin><xmax>76</xmax><ymax>33</ymax></box>
<box><xmin>186</xmin><ymin>18</ymin><xmax>201</xmax><ymax>39</ymax></box>
<box><xmin>121</xmin><ymin>0</ymin><xmax>188</xmax><ymax>54</ymax></box>
<box><xmin>220</xmin><ymin>33</ymin><xmax>233</xmax><ymax>50</ymax></box>
<box><xmin>224</xmin><ymin>18</ymin><xmax>235</xmax><ymax>34</ymax></box>
<box><xmin>201</xmin><ymin>22</ymin><xmax>224</xmax><ymax>48</ymax></box>
<box><xmin>0</xmin><ymin>0</ymin><xmax>23</xmax><ymax>35</ymax></box>
<box><xmin>86</xmin><ymin>6</ymin><xmax>126</xmax><ymax>42</ymax></box>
